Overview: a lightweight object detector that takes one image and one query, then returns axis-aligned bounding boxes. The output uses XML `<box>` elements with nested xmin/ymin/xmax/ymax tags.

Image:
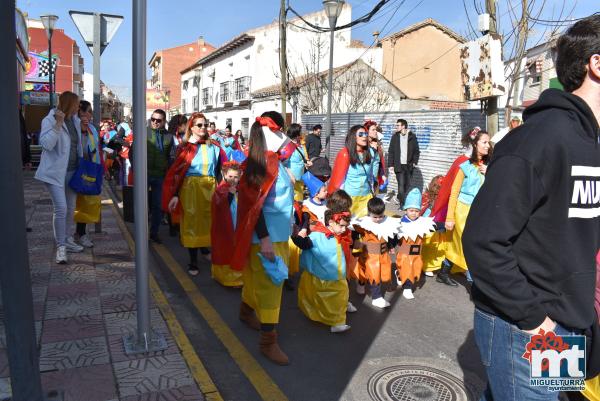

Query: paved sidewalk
<box><xmin>0</xmin><ymin>172</ymin><xmax>205</xmax><ymax>401</ymax></box>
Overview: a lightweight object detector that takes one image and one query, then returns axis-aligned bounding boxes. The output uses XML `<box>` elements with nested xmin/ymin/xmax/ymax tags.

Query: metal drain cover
<box><xmin>368</xmin><ymin>365</ymin><xmax>475</xmax><ymax>401</ymax></box>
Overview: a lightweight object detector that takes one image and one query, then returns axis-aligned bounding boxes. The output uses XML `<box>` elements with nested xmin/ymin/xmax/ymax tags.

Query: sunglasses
<box><xmin>357</xmin><ymin>132</ymin><xmax>368</xmax><ymax>138</ymax></box>
<box><xmin>194</xmin><ymin>123</ymin><xmax>209</xmax><ymax>128</ymax></box>
<box><xmin>151</xmin><ymin>117</ymin><xmax>163</xmax><ymax>123</ymax></box>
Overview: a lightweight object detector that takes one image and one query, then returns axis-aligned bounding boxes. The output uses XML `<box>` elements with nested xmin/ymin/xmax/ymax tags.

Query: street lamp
<box><xmin>40</xmin><ymin>14</ymin><xmax>59</xmax><ymax>108</ymax></box>
<box><xmin>323</xmin><ymin>0</ymin><xmax>344</xmax><ymax>159</ymax></box>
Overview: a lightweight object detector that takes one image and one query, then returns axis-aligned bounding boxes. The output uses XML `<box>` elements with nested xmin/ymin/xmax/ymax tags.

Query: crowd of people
<box><xmin>29</xmin><ymin>14</ymin><xmax>600</xmax><ymax>401</ymax></box>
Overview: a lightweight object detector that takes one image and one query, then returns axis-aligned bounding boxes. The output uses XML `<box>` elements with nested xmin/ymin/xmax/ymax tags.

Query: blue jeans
<box><xmin>474</xmin><ymin>308</ymin><xmax>582</xmax><ymax>401</ymax></box>
<box><xmin>149</xmin><ymin>177</ymin><xmax>163</xmax><ymax>236</ymax></box>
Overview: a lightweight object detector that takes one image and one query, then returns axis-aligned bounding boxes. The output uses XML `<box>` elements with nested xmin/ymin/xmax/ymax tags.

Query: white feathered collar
<box><xmin>302</xmin><ymin>199</ymin><xmax>326</xmax><ymax>223</ymax></box>
<box><xmin>398</xmin><ymin>216</ymin><xmax>436</xmax><ymax>241</ymax></box>
<box><xmin>351</xmin><ymin>215</ymin><xmax>401</xmax><ymax>240</ymax></box>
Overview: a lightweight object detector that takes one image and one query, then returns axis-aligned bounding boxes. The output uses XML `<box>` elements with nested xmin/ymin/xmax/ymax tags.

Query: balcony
<box><xmin>234</xmin><ymin>76</ymin><xmax>251</xmax><ymax>101</ymax></box>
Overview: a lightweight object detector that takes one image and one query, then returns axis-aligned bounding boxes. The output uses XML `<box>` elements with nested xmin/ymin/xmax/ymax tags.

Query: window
<box><xmin>202</xmin><ymin>87</ymin><xmax>213</xmax><ymax>106</ymax></box>
<box><xmin>219</xmin><ymin>81</ymin><xmax>231</xmax><ymax>102</ymax></box>
<box><xmin>226</xmin><ymin>118</ymin><xmax>232</xmax><ymax>129</ymax></box>
<box><xmin>182</xmin><ymin>99</ymin><xmax>187</xmax><ymax>114</ymax></box>
<box><xmin>234</xmin><ymin>77</ymin><xmax>251</xmax><ymax>100</ymax></box>
<box><xmin>241</xmin><ymin>118</ymin><xmax>249</xmax><ymax>137</ymax></box>
<box><xmin>192</xmin><ymin>95</ymin><xmax>199</xmax><ymax>111</ymax></box>
<box><xmin>193</xmin><ymin>77</ymin><xmax>199</xmax><ymax>88</ymax></box>
<box><xmin>182</xmin><ymin>80</ymin><xmax>189</xmax><ymax>90</ymax></box>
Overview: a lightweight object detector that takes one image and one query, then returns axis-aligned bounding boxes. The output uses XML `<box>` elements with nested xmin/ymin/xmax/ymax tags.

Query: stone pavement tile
<box><xmin>113</xmin><ymin>354</ymin><xmax>194</xmax><ymax>397</ymax></box>
<box><xmin>0</xmin><ymin>377</ymin><xmax>10</xmax><ymax>399</ymax></box>
<box><xmin>49</xmin><ymin>265</ymin><xmax>96</xmax><ymax>285</ymax></box>
<box><xmin>93</xmin><ymin>241</ymin><xmax>130</xmax><ymax>253</ymax></box>
<box><xmin>94</xmin><ymin>251</ymin><xmax>134</xmax><ymax>265</ymax></box>
<box><xmin>47</xmin><ymin>282</ymin><xmax>99</xmax><ymax>301</ymax></box>
<box><xmin>104</xmin><ymin>309</ymin><xmax>168</xmax><ymax>337</ymax></box>
<box><xmin>98</xmin><ymin>276</ymin><xmax>137</xmax><ymax>296</ymax></box>
<box><xmin>31</xmin><ymin>270</ymin><xmax>51</xmax><ymax>286</ymax></box>
<box><xmin>40</xmin><ymin>336</ymin><xmax>110</xmax><ymax>372</ymax></box>
<box><xmin>120</xmin><ymin>385</ymin><xmax>205</xmax><ymax>401</ymax></box>
<box><xmin>107</xmin><ymin>332</ymin><xmax>178</xmax><ymax>363</ymax></box>
<box><xmin>0</xmin><ymin>349</ymin><xmax>9</xmax><ymax>378</ymax></box>
<box><xmin>95</xmin><ymin>262</ymin><xmax>136</xmax><ymax>283</ymax></box>
<box><xmin>0</xmin><ymin>321</ymin><xmax>42</xmax><ymax>348</ymax></box>
<box><xmin>41</xmin><ymin>364</ymin><xmax>118</xmax><ymax>401</ymax></box>
<box><xmin>45</xmin><ymin>296</ymin><xmax>101</xmax><ymax>319</ymax></box>
<box><xmin>66</xmin><ymin>251</ymin><xmax>95</xmax><ymax>264</ymax></box>
<box><xmin>101</xmin><ymin>293</ymin><xmax>155</xmax><ymax>314</ymax></box>
<box><xmin>30</xmin><ymin>262</ymin><xmax>52</xmax><ymax>273</ymax></box>
<box><xmin>42</xmin><ymin>314</ymin><xmax>105</xmax><ymax>343</ymax></box>
<box><xmin>32</xmin><ymin>285</ymin><xmax>48</xmax><ymax>303</ymax></box>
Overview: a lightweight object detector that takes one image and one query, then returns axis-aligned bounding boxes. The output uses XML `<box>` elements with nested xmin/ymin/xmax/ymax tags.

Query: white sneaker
<box><xmin>395</xmin><ymin>275</ymin><xmax>402</xmax><ymax>286</ymax></box>
<box><xmin>371</xmin><ymin>297</ymin><xmax>390</xmax><ymax>309</ymax></box>
<box><xmin>330</xmin><ymin>324</ymin><xmax>351</xmax><ymax>333</ymax></box>
<box><xmin>402</xmin><ymin>289</ymin><xmax>415</xmax><ymax>300</ymax></box>
<box><xmin>65</xmin><ymin>236</ymin><xmax>84</xmax><ymax>253</ymax></box>
<box><xmin>56</xmin><ymin>246</ymin><xmax>67</xmax><ymax>264</ymax></box>
<box><xmin>347</xmin><ymin>301</ymin><xmax>357</xmax><ymax>313</ymax></box>
<box><xmin>78</xmin><ymin>234</ymin><xmax>94</xmax><ymax>248</ymax></box>
<box><xmin>356</xmin><ymin>284</ymin><xmax>365</xmax><ymax>295</ymax></box>
<box><xmin>424</xmin><ymin>271</ymin><xmax>434</xmax><ymax>277</ymax></box>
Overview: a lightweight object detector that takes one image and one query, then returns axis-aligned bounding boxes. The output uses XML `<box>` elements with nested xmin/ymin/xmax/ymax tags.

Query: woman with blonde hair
<box><xmin>35</xmin><ymin>91</ymin><xmax>85</xmax><ymax>264</ymax></box>
<box><xmin>162</xmin><ymin>112</ymin><xmax>226</xmax><ymax>275</ymax></box>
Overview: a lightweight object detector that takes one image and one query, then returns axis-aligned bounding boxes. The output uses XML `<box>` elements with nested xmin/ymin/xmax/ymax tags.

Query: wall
<box><xmin>301</xmin><ymin>109</ymin><xmax>489</xmax><ymax>195</ymax></box>
<box><xmin>382</xmin><ymin>24</ymin><xmax>463</xmax><ymax>101</ymax></box>
<box><xmin>28</xmin><ymin>28</ymin><xmax>74</xmax><ymax>94</ymax></box>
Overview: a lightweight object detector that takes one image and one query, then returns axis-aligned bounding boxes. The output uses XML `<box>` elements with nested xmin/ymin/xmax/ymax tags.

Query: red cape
<box><xmin>311</xmin><ymin>221</ymin><xmax>355</xmax><ymax>273</ymax></box>
<box><xmin>211</xmin><ymin>181</ymin><xmax>235</xmax><ymax>265</ymax></box>
<box><xmin>430</xmin><ymin>155</ymin><xmax>469</xmax><ymax>222</ymax></box>
<box><xmin>327</xmin><ymin>147</ymin><xmax>350</xmax><ymax>194</ymax></box>
<box><xmin>230</xmin><ymin>151</ymin><xmax>280</xmax><ymax>271</ymax></box>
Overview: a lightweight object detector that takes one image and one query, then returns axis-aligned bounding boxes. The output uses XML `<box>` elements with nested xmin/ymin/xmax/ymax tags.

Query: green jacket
<box><xmin>131</xmin><ymin>127</ymin><xmax>173</xmax><ymax>178</ymax></box>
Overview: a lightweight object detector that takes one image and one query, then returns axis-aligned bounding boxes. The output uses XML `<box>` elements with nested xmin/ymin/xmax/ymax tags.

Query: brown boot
<box><xmin>239</xmin><ymin>302</ymin><xmax>260</xmax><ymax>331</ymax></box>
<box><xmin>259</xmin><ymin>331</ymin><xmax>289</xmax><ymax>366</ymax></box>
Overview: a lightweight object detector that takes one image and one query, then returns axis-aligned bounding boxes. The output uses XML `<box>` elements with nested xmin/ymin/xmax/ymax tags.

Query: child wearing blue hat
<box><xmin>298</xmin><ymin>171</ymin><xmax>328</xmax><ymax>236</ymax></box>
<box><xmin>395</xmin><ymin>188</ymin><xmax>436</xmax><ymax>300</ymax></box>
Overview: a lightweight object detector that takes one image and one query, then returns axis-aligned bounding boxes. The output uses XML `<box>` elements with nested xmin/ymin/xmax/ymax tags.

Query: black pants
<box><xmin>395</xmin><ymin>167</ymin><xmax>412</xmax><ymax>204</ymax></box>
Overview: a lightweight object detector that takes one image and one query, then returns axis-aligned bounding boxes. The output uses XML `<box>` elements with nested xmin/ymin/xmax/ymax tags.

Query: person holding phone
<box><xmin>35</xmin><ymin>91</ymin><xmax>85</xmax><ymax>264</ymax></box>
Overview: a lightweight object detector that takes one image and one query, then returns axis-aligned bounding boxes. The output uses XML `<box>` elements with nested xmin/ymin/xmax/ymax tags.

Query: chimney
<box><xmin>197</xmin><ymin>36</ymin><xmax>205</xmax><ymax>47</ymax></box>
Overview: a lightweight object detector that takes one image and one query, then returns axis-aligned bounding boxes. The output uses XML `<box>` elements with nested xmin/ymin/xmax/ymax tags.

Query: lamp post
<box><xmin>323</xmin><ymin>0</ymin><xmax>344</xmax><ymax>159</ymax></box>
<box><xmin>40</xmin><ymin>14</ymin><xmax>58</xmax><ymax>108</ymax></box>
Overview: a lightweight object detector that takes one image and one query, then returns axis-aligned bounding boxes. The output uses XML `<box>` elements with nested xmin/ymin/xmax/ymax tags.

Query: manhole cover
<box><xmin>368</xmin><ymin>365</ymin><xmax>476</xmax><ymax>401</ymax></box>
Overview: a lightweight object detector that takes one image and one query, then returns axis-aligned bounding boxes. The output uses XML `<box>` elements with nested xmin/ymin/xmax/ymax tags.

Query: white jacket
<box><xmin>34</xmin><ymin>109</ymin><xmax>83</xmax><ymax>187</ymax></box>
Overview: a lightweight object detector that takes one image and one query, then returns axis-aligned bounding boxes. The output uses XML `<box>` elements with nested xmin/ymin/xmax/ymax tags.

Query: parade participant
<box><xmin>445</xmin><ymin>130</ymin><xmax>492</xmax><ymax>275</ymax></box>
<box><xmin>387</xmin><ymin>119</ymin><xmax>419</xmax><ymax>205</ymax></box>
<box><xmin>208</xmin><ymin>122</ymin><xmax>218</xmax><ymax>140</ymax></box>
<box><xmin>292</xmin><ymin>209</ymin><xmax>353</xmax><ymax>333</ymax></box>
<box><xmin>351</xmin><ymin>197</ymin><xmax>401</xmax><ymax>308</ymax></box>
<box><xmin>73</xmin><ymin>100</ymin><xmax>104</xmax><ymax>248</ymax></box>
<box><xmin>464</xmin><ymin>15</ymin><xmax>600</xmax><ymax>400</ymax></box>
<box><xmin>285</xmin><ymin>123</ymin><xmax>308</xmax><ymax>201</ymax></box>
<box><xmin>395</xmin><ymin>188</ymin><xmax>436</xmax><ymax>300</ymax></box>
<box><xmin>35</xmin><ymin>91</ymin><xmax>84</xmax><ymax>263</ymax></box>
<box><xmin>210</xmin><ymin>161</ymin><xmax>243</xmax><ymax>287</ymax></box>
<box><xmin>231</xmin><ymin>111</ymin><xmax>295</xmax><ymax>366</ymax></box>
<box><xmin>364</xmin><ymin>120</ymin><xmax>386</xmax><ymax>192</ymax></box>
<box><xmin>219</xmin><ymin>125</ymin><xmax>237</xmax><ymax>160</ymax></box>
<box><xmin>166</xmin><ymin>114</ymin><xmax>188</xmax><ymax>236</ymax></box>
<box><xmin>327</xmin><ymin>190</ymin><xmax>353</xmax><ymax>214</ymax></box>
<box><xmin>328</xmin><ymin>125</ymin><xmax>377</xmax><ymax>217</ymax></box>
<box><xmin>163</xmin><ymin>112</ymin><xmax>226</xmax><ymax>276</ymax></box>
<box><xmin>299</xmin><ymin>171</ymin><xmax>328</xmax><ymax>233</ymax></box>
<box><xmin>234</xmin><ymin>129</ymin><xmax>246</xmax><ymax>150</ymax></box>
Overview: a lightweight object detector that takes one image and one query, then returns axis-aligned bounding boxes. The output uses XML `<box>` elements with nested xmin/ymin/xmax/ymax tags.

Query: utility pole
<box><xmin>486</xmin><ymin>0</ymin><xmax>498</xmax><ymax>136</ymax></box>
<box><xmin>0</xmin><ymin>2</ymin><xmax>45</xmax><ymax>400</ymax></box>
<box><xmin>507</xmin><ymin>0</ymin><xmax>528</xmax><ymax>122</ymax></box>
<box><xmin>279</xmin><ymin>0</ymin><xmax>287</xmax><ymax>124</ymax></box>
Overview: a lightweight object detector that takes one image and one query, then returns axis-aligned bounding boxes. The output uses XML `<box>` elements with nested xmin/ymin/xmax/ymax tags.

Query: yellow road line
<box><xmin>152</xmin><ymin>243</ymin><xmax>289</xmax><ymax>401</ymax></box>
<box><xmin>109</xmin><ymin>201</ymin><xmax>224</xmax><ymax>401</ymax></box>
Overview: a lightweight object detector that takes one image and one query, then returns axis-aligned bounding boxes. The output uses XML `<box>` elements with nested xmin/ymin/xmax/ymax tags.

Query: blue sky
<box><xmin>17</xmin><ymin>0</ymin><xmax>597</xmax><ymax>103</ymax></box>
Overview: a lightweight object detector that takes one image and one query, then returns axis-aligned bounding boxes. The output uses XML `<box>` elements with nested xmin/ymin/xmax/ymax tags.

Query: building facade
<box><xmin>148</xmin><ymin>37</ymin><xmax>215</xmax><ymax>116</ymax></box>
<box><xmin>380</xmin><ymin>19</ymin><xmax>466</xmax><ymax>104</ymax></box>
<box><xmin>27</xmin><ymin>19</ymin><xmax>84</xmax><ymax>98</ymax></box>
<box><xmin>180</xmin><ymin>4</ymin><xmax>383</xmax><ymax>134</ymax></box>
<box><xmin>16</xmin><ymin>8</ymin><xmax>29</xmax><ymax>94</ymax></box>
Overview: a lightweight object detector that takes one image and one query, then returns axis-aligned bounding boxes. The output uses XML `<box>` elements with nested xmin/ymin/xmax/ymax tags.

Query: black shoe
<box><xmin>188</xmin><ymin>264</ymin><xmax>199</xmax><ymax>276</ymax></box>
<box><xmin>284</xmin><ymin>279</ymin><xmax>295</xmax><ymax>291</ymax></box>
<box><xmin>436</xmin><ymin>274</ymin><xmax>458</xmax><ymax>287</ymax></box>
<box><xmin>150</xmin><ymin>234</ymin><xmax>162</xmax><ymax>244</ymax></box>
<box><xmin>200</xmin><ymin>247</ymin><xmax>211</xmax><ymax>255</ymax></box>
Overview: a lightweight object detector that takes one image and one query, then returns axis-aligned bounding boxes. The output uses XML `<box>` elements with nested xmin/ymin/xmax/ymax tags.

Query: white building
<box><xmin>180</xmin><ymin>3</ymin><xmax>384</xmax><ymax>135</ymax></box>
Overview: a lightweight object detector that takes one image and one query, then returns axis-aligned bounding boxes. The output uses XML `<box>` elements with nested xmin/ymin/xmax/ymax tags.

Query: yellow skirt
<box><xmin>288</xmin><ymin>237</ymin><xmax>301</xmax><ymax>276</ymax></box>
<box><xmin>211</xmin><ymin>264</ymin><xmax>243</xmax><ymax>287</ymax></box>
<box><xmin>583</xmin><ymin>377</ymin><xmax>600</xmax><ymax>401</ymax></box>
<box><xmin>422</xmin><ymin>231</ymin><xmax>447</xmax><ymax>272</ymax></box>
<box><xmin>298</xmin><ymin>271</ymin><xmax>348</xmax><ymax>327</ymax></box>
<box><xmin>241</xmin><ymin>242</ymin><xmax>289</xmax><ymax>324</ymax></box>
<box><xmin>294</xmin><ymin>180</ymin><xmax>304</xmax><ymax>201</ymax></box>
<box><xmin>350</xmin><ymin>195</ymin><xmax>371</xmax><ymax>217</ymax></box>
<box><xmin>444</xmin><ymin>200</ymin><xmax>470</xmax><ymax>271</ymax></box>
<box><xmin>180</xmin><ymin>176</ymin><xmax>216</xmax><ymax>248</ymax></box>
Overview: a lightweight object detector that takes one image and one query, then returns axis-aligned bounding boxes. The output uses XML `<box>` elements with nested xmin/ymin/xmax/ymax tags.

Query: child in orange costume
<box><xmin>395</xmin><ymin>188</ymin><xmax>436</xmax><ymax>300</ymax></box>
<box><xmin>351</xmin><ymin>197</ymin><xmax>401</xmax><ymax>309</ymax></box>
